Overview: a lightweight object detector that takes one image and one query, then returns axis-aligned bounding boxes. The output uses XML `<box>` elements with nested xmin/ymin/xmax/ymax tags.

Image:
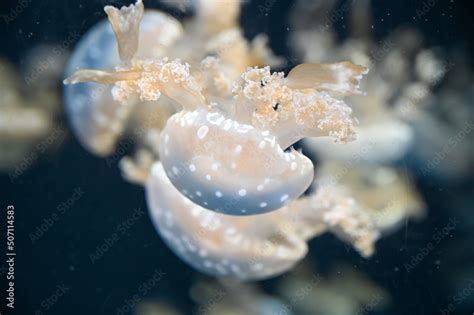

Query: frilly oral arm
<box><xmin>64</xmin><ymin>59</ymin><xmax>207</xmax><ymax>110</ymax></box>
<box><xmin>284</xmin><ymin>185</ymin><xmax>379</xmax><ymax>257</ymax></box>
<box><xmin>104</xmin><ymin>0</ymin><xmax>144</xmax><ymax>64</ymax></box>
<box><xmin>232</xmin><ymin>62</ymin><xmax>368</xmax><ymax>149</ymax></box>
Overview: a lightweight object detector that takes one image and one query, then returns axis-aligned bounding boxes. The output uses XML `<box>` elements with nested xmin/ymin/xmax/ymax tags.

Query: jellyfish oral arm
<box><xmin>104</xmin><ymin>0</ymin><xmax>144</xmax><ymax>64</ymax></box>
<box><xmin>64</xmin><ymin>59</ymin><xmax>206</xmax><ymax>110</ymax></box>
<box><xmin>232</xmin><ymin>64</ymin><xmax>367</xmax><ymax>150</ymax></box>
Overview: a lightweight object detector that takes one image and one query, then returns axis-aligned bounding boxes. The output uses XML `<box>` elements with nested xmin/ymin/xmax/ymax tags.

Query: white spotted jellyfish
<box><xmin>141</xmin><ymin>160</ymin><xmax>378</xmax><ymax>280</ymax></box>
<box><xmin>64</xmin><ymin>0</ymin><xmax>368</xmax><ymax>216</ymax></box>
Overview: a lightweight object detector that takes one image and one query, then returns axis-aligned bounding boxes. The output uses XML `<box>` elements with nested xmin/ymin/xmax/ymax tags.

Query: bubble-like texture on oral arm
<box><xmin>295</xmin><ymin>184</ymin><xmax>380</xmax><ymax>257</ymax></box>
<box><xmin>64</xmin><ymin>58</ymin><xmax>205</xmax><ymax>109</ymax></box>
<box><xmin>232</xmin><ymin>65</ymin><xmax>360</xmax><ymax>149</ymax></box>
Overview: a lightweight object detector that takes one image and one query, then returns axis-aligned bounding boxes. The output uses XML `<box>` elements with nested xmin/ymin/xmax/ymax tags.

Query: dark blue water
<box><xmin>1</xmin><ymin>1</ymin><xmax>473</xmax><ymax>314</ymax></box>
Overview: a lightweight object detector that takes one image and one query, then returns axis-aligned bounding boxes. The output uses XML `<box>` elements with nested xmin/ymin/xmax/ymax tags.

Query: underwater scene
<box><xmin>0</xmin><ymin>0</ymin><xmax>473</xmax><ymax>314</ymax></box>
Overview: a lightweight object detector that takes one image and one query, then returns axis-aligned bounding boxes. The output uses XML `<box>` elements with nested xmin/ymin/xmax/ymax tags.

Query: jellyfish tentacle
<box><xmin>63</xmin><ymin>69</ymin><xmax>141</xmax><ymax>85</ymax></box>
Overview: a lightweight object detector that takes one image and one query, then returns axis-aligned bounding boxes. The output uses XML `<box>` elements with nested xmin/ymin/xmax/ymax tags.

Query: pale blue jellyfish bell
<box><xmin>64</xmin><ymin>0</ymin><xmax>182</xmax><ymax>155</ymax></box>
<box><xmin>64</xmin><ymin>0</ymin><xmax>368</xmax><ymax>216</ymax></box>
<box><xmin>146</xmin><ymin>162</ymin><xmax>308</xmax><ymax>280</ymax></box>
<box><xmin>144</xmin><ymin>162</ymin><xmax>378</xmax><ymax>280</ymax></box>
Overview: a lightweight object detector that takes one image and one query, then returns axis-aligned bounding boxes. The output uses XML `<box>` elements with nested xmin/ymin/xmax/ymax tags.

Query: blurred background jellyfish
<box><xmin>190</xmin><ymin>279</ymin><xmax>291</xmax><ymax>315</ymax></box>
<box><xmin>292</xmin><ymin>0</ymin><xmax>444</xmax><ymax>164</ymax></box>
<box><xmin>0</xmin><ymin>45</ymin><xmax>67</xmax><ymax>177</ymax></box>
<box><xmin>407</xmin><ymin>50</ymin><xmax>474</xmax><ymax>181</ymax></box>
<box><xmin>289</xmin><ymin>0</ymin><xmax>429</xmax><ymax>236</ymax></box>
<box><xmin>277</xmin><ymin>260</ymin><xmax>390</xmax><ymax>315</ymax></box>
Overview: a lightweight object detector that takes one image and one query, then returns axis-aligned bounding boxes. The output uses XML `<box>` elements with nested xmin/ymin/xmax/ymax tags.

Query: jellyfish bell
<box><xmin>146</xmin><ymin>162</ymin><xmax>307</xmax><ymax>280</ymax></box>
<box><xmin>159</xmin><ymin>107</ymin><xmax>314</xmax><ymax>215</ymax></box>
<box><xmin>63</xmin><ymin>1</ymin><xmax>182</xmax><ymax>155</ymax></box>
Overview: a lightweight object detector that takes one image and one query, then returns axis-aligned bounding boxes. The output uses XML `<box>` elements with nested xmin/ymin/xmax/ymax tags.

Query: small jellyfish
<box><xmin>64</xmin><ymin>0</ymin><xmax>368</xmax><ymax>215</ymax></box>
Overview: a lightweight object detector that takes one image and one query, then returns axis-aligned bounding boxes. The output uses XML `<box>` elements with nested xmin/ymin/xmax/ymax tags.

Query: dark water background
<box><xmin>1</xmin><ymin>0</ymin><xmax>473</xmax><ymax>314</ymax></box>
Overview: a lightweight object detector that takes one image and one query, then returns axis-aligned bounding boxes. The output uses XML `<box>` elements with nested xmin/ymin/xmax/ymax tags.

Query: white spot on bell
<box><xmin>197</xmin><ymin>125</ymin><xmax>209</xmax><ymax>139</ymax></box>
<box><xmin>291</xmin><ymin>162</ymin><xmax>297</xmax><ymax>171</ymax></box>
<box><xmin>234</xmin><ymin>145</ymin><xmax>242</xmax><ymax>155</ymax></box>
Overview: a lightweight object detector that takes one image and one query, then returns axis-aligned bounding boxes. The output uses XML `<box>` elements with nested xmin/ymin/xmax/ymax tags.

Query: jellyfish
<box><xmin>63</xmin><ymin>0</ymin><xmax>183</xmax><ymax>155</ymax></box>
<box><xmin>117</xmin><ymin>149</ymin><xmax>379</xmax><ymax>280</ymax></box>
<box><xmin>64</xmin><ymin>0</ymin><xmax>368</xmax><ymax>215</ymax></box>
<box><xmin>0</xmin><ymin>49</ymin><xmax>65</xmax><ymax>173</ymax></box>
